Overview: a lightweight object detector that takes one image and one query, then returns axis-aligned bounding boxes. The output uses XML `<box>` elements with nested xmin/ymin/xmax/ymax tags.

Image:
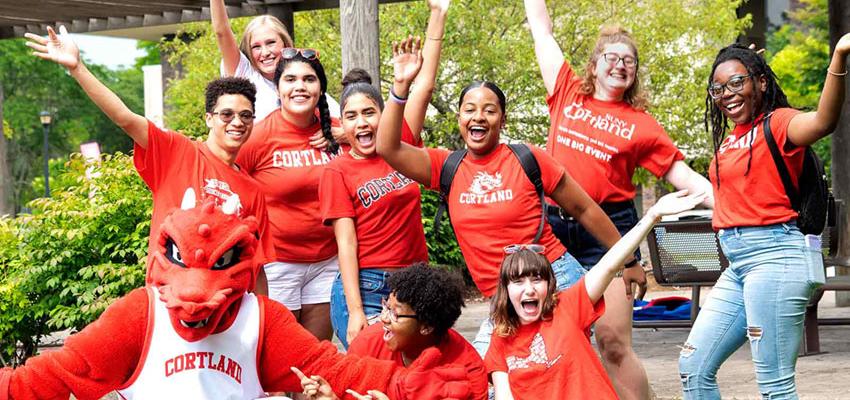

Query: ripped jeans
<box><xmin>678</xmin><ymin>223</ymin><xmax>824</xmax><ymax>400</ymax></box>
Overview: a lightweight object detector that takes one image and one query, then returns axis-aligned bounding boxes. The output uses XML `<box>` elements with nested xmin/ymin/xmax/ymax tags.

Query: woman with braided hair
<box><xmin>236</xmin><ymin>49</ymin><xmax>341</xmax><ymax>340</ymax></box>
<box><xmin>678</xmin><ymin>35</ymin><xmax>850</xmax><ymax>399</ymax></box>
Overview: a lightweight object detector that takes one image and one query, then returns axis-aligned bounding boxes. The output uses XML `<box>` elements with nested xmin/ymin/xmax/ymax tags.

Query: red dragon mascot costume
<box><xmin>0</xmin><ymin>190</ymin><xmax>471</xmax><ymax>399</ymax></box>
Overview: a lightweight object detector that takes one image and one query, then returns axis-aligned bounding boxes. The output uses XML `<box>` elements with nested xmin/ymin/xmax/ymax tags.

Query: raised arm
<box><xmin>787</xmin><ymin>32</ymin><xmax>850</xmax><ymax>147</ymax></box>
<box><xmin>664</xmin><ymin>161</ymin><xmax>715</xmax><ymax>208</ymax></box>
<box><xmin>25</xmin><ymin>26</ymin><xmax>149</xmax><ymax>148</ymax></box>
<box><xmin>210</xmin><ymin>0</ymin><xmax>242</xmax><ymax>76</ymax></box>
<box><xmin>523</xmin><ymin>0</ymin><xmax>565</xmax><ymax>95</ymax></box>
<box><xmin>491</xmin><ymin>371</ymin><xmax>516</xmax><ymax>400</ymax></box>
<box><xmin>376</xmin><ymin>37</ymin><xmax>433</xmax><ymax>185</ymax></box>
<box><xmin>583</xmin><ymin>190</ymin><xmax>705</xmax><ymax>302</ymax></box>
<box><xmin>404</xmin><ymin>0</ymin><xmax>450</xmax><ymax>140</ymax></box>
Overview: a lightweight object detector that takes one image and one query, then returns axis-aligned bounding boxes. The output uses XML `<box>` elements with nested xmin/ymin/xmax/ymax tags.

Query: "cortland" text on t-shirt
<box><xmin>356</xmin><ymin>171</ymin><xmax>415</xmax><ymax>208</ymax></box>
<box><xmin>562</xmin><ymin>101</ymin><xmax>636</xmax><ymax>140</ymax></box>
<box><xmin>272</xmin><ymin>149</ymin><xmax>334</xmax><ymax>168</ymax></box>
<box><xmin>459</xmin><ymin>171</ymin><xmax>514</xmax><ymax>204</ymax></box>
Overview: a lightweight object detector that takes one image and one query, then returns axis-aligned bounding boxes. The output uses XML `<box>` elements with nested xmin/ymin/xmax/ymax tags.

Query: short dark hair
<box><xmin>204</xmin><ymin>77</ymin><xmax>257</xmax><ymax>113</ymax></box>
<box><xmin>341</xmin><ymin>68</ymin><xmax>384</xmax><ymax>111</ymax></box>
<box><xmin>387</xmin><ymin>263</ymin><xmax>465</xmax><ymax>338</ymax></box>
<box><xmin>458</xmin><ymin>81</ymin><xmax>507</xmax><ymax>114</ymax></box>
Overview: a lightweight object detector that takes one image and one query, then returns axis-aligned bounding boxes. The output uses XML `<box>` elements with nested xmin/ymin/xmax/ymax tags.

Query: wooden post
<box><xmin>340</xmin><ymin>0</ymin><xmax>380</xmax><ymax>90</ymax></box>
<box><xmin>828</xmin><ymin>0</ymin><xmax>850</xmax><ymax>307</ymax></box>
<box><xmin>738</xmin><ymin>0</ymin><xmax>767</xmax><ymax>49</ymax></box>
<box><xmin>266</xmin><ymin>4</ymin><xmax>295</xmax><ymax>42</ymax></box>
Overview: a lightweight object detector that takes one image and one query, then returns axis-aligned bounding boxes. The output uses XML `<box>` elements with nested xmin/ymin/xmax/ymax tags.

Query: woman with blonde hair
<box><xmin>210</xmin><ymin>0</ymin><xmax>340</xmax><ymax>123</ymax></box>
<box><xmin>524</xmin><ymin>1</ymin><xmax>714</xmax><ymax>399</ymax></box>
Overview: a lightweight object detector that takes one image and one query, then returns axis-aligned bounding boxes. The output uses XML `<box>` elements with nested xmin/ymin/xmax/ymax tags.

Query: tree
<box><xmin>766</xmin><ymin>0</ymin><xmax>831</xmax><ymax>174</ymax></box>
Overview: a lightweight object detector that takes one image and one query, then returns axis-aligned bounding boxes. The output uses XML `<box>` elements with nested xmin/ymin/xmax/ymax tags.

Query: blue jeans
<box><xmin>678</xmin><ymin>223</ymin><xmax>824</xmax><ymax>399</ymax></box>
<box><xmin>330</xmin><ymin>269</ymin><xmax>393</xmax><ymax>349</ymax></box>
<box><xmin>472</xmin><ymin>251</ymin><xmax>586</xmax><ymax>358</ymax></box>
<box><xmin>548</xmin><ymin>205</ymin><xmax>641</xmax><ymax>268</ymax></box>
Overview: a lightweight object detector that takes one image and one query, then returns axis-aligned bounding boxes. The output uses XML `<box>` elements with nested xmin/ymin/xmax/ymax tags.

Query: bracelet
<box><xmin>624</xmin><ymin>258</ymin><xmax>640</xmax><ymax>269</ymax></box>
<box><xmin>828</xmin><ymin>68</ymin><xmax>848</xmax><ymax>77</ymax></box>
<box><xmin>389</xmin><ymin>88</ymin><xmax>408</xmax><ymax>104</ymax></box>
<box><xmin>427</xmin><ymin>36</ymin><xmax>444</xmax><ymax>41</ymax></box>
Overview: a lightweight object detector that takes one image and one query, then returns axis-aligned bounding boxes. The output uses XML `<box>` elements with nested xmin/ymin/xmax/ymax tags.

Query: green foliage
<box><xmin>0</xmin><ymin>153</ymin><xmax>149</xmax><ymax>365</ymax></box>
<box><xmin>135</xmin><ymin>40</ymin><xmax>163</xmax><ymax>69</ymax></box>
<box><xmin>0</xmin><ymin>38</ymin><xmax>143</xmax><ymax>211</ymax></box>
<box><xmin>418</xmin><ymin>187</ymin><xmax>464</xmax><ymax>268</ymax></box>
<box><xmin>765</xmin><ymin>0</ymin><xmax>831</xmax><ymax>175</ymax></box>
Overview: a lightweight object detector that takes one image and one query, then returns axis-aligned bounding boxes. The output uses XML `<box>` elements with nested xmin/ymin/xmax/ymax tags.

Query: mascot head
<box><xmin>148</xmin><ymin>189</ymin><xmax>259</xmax><ymax>342</ymax></box>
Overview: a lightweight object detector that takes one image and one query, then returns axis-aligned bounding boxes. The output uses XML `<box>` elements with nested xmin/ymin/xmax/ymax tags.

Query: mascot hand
<box><xmin>0</xmin><ymin>368</ymin><xmax>10</xmax><ymax>400</ymax></box>
<box><xmin>388</xmin><ymin>347</ymin><xmax>471</xmax><ymax>400</ymax></box>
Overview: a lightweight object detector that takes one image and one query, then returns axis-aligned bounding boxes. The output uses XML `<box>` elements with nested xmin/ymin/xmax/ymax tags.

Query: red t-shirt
<box><xmin>484</xmin><ymin>278</ymin><xmax>615</xmax><ymax>400</ymax></box>
<box><xmin>348</xmin><ymin>324</ymin><xmax>489</xmax><ymax>400</ymax></box>
<box><xmin>133</xmin><ymin>121</ymin><xmax>275</xmax><ymax>269</ymax></box>
<box><xmin>427</xmin><ymin>144</ymin><xmax>567</xmax><ymax>296</ymax></box>
<box><xmin>319</xmin><ymin>121</ymin><xmax>427</xmax><ymax>268</ymax></box>
<box><xmin>237</xmin><ymin>111</ymin><xmax>339</xmax><ymax>263</ymax></box>
<box><xmin>546</xmin><ymin>62</ymin><xmax>684</xmax><ymax>203</ymax></box>
<box><xmin>709</xmin><ymin>108</ymin><xmax>805</xmax><ymax>229</ymax></box>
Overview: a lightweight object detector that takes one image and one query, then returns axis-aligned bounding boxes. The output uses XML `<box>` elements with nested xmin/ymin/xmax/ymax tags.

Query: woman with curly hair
<box><xmin>678</xmin><ymin>35</ymin><xmax>850</xmax><ymax>399</ymax></box>
<box><xmin>523</xmin><ymin>2</ymin><xmax>714</xmax><ymax>398</ymax></box>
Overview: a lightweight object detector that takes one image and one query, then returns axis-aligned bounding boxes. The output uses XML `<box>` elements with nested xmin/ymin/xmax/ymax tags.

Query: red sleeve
<box><xmin>546</xmin><ymin>61</ymin><xmax>580</xmax><ymax>113</ymax></box>
<box><xmin>636</xmin><ymin>120</ymin><xmax>685</xmax><ymax>178</ymax></box>
<box><xmin>772</xmin><ymin>108</ymin><xmax>805</xmax><ymax>157</ymax></box>
<box><xmin>448</xmin><ymin>335</ymin><xmax>488</xmax><ymax>400</ymax></box>
<box><xmin>400</xmin><ymin>119</ymin><xmax>423</xmax><ymax>148</ymax></box>
<box><xmin>425</xmin><ymin>148</ymin><xmax>451</xmax><ymax>191</ymax></box>
<box><xmin>319</xmin><ymin>164</ymin><xmax>355</xmax><ymax>225</ymax></box>
<box><xmin>483</xmin><ymin>336</ymin><xmax>508</xmax><ymax>374</ymax></box>
<box><xmin>347</xmin><ymin>324</ymin><xmax>381</xmax><ymax>357</ymax></box>
<box><xmin>133</xmin><ymin>121</ymin><xmax>193</xmax><ymax>192</ymax></box>
<box><xmin>556</xmin><ymin>277</ymin><xmax>605</xmax><ymax>331</ymax></box>
<box><xmin>1</xmin><ymin>288</ymin><xmax>149</xmax><ymax>400</ymax></box>
<box><xmin>529</xmin><ymin>145</ymin><xmax>566</xmax><ymax>195</ymax></box>
<box><xmin>257</xmin><ymin>297</ymin><xmax>401</xmax><ymax>397</ymax></box>
<box><xmin>251</xmin><ymin>194</ymin><xmax>276</xmax><ymax>267</ymax></box>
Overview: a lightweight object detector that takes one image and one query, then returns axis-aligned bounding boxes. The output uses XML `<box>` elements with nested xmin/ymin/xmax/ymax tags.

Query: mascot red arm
<box><xmin>0</xmin><ymin>190</ymin><xmax>471</xmax><ymax>400</ymax></box>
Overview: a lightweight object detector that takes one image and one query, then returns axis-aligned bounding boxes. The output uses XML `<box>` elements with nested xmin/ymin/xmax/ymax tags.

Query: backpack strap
<box><xmin>507</xmin><ymin>144</ymin><xmax>547</xmax><ymax>244</ymax></box>
<box><xmin>761</xmin><ymin>114</ymin><xmax>801</xmax><ymax>210</ymax></box>
<box><xmin>433</xmin><ymin>149</ymin><xmax>468</xmax><ymax>235</ymax></box>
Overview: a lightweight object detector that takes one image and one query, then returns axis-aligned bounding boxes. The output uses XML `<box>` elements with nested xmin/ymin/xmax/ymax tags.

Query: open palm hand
<box><xmin>24</xmin><ymin>25</ymin><xmax>81</xmax><ymax>71</ymax></box>
<box><xmin>392</xmin><ymin>36</ymin><xmax>423</xmax><ymax>84</ymax></box>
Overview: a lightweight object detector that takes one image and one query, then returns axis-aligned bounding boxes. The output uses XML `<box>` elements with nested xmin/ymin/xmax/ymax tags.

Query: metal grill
<box><xmin>647</xmin><ymin>220</ymin><xmax>728</xmax><ymax>286</ymax></box>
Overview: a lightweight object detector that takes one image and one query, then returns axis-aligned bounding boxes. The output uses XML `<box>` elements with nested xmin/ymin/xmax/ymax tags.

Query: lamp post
<box><xmin>39</xmin><ymin>111</ymin><xmax>51</xmax><ymax>197</ymax></box>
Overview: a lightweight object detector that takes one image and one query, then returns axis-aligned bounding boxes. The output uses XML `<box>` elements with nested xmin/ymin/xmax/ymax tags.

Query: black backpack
<box><xmin>761</xmin><ymin>114</ymin><xmax>829</xmax><ymax>235</ymax></box>
<box><xmin>433</xmin><ymin>144</ymin><xmax>547</xmax><ymax>242</ymax></box>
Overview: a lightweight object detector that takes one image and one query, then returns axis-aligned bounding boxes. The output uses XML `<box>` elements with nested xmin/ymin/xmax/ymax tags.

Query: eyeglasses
<box><xmin>504</xmin><ymin>244</ymin><xmax>546</xmax><ymax>254</ymax></box>
<box><xmin>211</xmin><ymin>109</ymin><xmax>255</xmax><ymax>124</ymax></box>
<box><xmin>381</xmin><ymin>297</ymin><xmax>418</xmax><ymax>323</ymax></box>
<box><xmin>281</xmin><ymin>48</ymin><xmax>320</xmax><ymax>61</ymax></box>
<box><xmin>601</xmin><ymin>53</ymin><xmax>637</xmax><ymax>68</ymax></box>
<box><xmin>708</xmin><ymin>74</ymin><xmax>752</xmax><ymax>99</ymax></box>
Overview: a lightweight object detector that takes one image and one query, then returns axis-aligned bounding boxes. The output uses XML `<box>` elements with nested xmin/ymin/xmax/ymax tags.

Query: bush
<box><xmin>0</xmin><ymin>153</ymin><xmax>150</xmax><ymax>365</ymax></box>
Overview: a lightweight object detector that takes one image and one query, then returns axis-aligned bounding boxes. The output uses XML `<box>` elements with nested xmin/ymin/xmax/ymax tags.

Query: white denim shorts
<box><xmin>264</xmin><ymin>256</ymin><xmax>339</xmax><ymax>310</ymax></box>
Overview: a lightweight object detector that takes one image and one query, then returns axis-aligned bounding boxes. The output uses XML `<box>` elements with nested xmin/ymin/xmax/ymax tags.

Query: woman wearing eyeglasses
<box><xmin>376</xmin><ymin>38</ymin><xmax>622</xmax><ymax>360</ymax></box>
<box><xmin>678</xmin><ymin>37</ymin><xmax>850</xmax><ymax>399</ymax></box>
<box><xmin>210</xmin><ymin>0</ymin><xmax>340</xmax><ymax>124</ymax></box>
<box><xmin>25</xmin><ymin>26</ymin><xmax>275</xmax><ymax>293</ymax></box>
<box><xmin>236</xmin><ymin>47</ymin><xmax>340</xmax><ymax>340</ymax></box>
<box><xmin>523</xmin><ymin>2</ymin><xmax>714</xmax><ymax>398</ymax></box>
<box><xmin>319</xmin><ymin>0</ymin><xmax>448</xmax><ymax>350</ymax></box>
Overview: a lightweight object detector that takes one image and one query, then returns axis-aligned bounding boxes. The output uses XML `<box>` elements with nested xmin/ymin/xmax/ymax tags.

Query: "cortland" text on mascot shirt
<box><xmin>272</xmin><ymin>149</ymin><xmax>334</xmax><ymax>168</ymax></box>
<box><xmin>164</xmin><ymin>351</ymin><xmax>243</xmax><ymax>383</ymax></box>
<box><xmin>458</xmin><ymin>171</ymin><xmax>514</xmax><ymax>205</ymax></box>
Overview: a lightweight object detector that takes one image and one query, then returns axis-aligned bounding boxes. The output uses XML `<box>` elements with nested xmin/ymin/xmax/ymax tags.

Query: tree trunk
<box><xmin>340</xmin><ymin>0</ymin><xmax>380</xmax><ymax>91</ymax></box>
<box><xmin>0</xmin><ymin>81</ymin><xmax>12</xmax><ymax>216</ymax></box>
<box><xmin>828</xmin><ymin>0</ymin><xmax>850</xmax><ymax>306</ymax></box>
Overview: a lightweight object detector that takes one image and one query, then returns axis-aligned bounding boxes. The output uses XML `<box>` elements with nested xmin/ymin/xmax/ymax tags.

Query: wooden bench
<box><xmin>637</xmin><ymin>202</ymin><xmax>847</xmax><ymax>356</ymax></box>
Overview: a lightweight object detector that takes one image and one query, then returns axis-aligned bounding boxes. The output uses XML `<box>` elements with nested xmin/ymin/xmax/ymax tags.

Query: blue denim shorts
<box><xmin>330</xmin><ymin>269</ymin><xmax>393</xmax><ymax>349</ymax></box>
<box><xmin>548</xmin><ymin>205</ymin><xmax>641</xmax><ymax>268</ymax></box>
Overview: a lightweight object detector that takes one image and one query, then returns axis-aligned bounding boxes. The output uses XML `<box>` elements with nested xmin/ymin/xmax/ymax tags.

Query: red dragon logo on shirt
<box><xmin>147</xmin><ymin>189</ymin><xmax>259</xmax><ymax>342</ymax></box>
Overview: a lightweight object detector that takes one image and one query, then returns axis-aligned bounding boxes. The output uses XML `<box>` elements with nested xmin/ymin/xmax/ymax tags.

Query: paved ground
<box><xmin>455</xmin><ymin>288</ymin><xmax>850</xmax><ymax>400</ymax></box>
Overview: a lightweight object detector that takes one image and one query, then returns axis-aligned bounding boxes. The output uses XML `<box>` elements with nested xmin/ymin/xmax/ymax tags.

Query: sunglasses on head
<box><xmin>503</xmin><ymin>244</ymin><xmax>546</xmax><ymax>254</ymax></box>
<box><xmin>281</xmin><ymin>48</ymin><xmax>320</xmax><ymax>61</ymax></box>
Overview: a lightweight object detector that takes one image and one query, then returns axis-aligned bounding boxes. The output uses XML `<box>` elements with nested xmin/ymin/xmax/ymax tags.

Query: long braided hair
<box><xmin>274</xmin><ymin>53</ymin><xmax>339</xmax><ymax>154</ymax></box>
<box><xmin>705</xmin><ymin>44</ymin><xmax>791</xmax><ymax>186</ymax></box>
